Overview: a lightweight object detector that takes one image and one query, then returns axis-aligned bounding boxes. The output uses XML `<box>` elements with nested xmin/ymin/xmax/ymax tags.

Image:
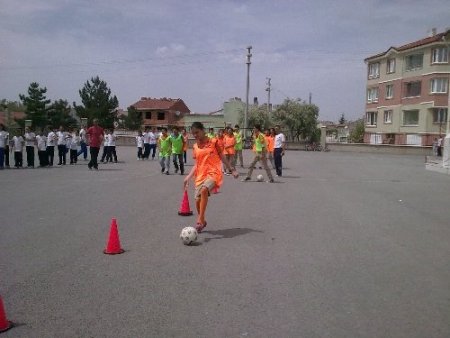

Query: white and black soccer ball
<box><xmin>256</xmin><ymin>174</ymin><xmax>264</xmax><ymax>182</ymax></box>
<box><xmin>180</xmin><ymin>226</ymin><xmax>198</xmax><ymax>245</ymax></box>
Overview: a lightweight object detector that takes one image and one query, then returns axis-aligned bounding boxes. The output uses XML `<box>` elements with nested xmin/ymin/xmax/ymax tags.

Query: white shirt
<box><xmin>107</xmin><ymin>133</ymin><xmax>116</xmax><ymax>147</ymax></box>
<box><xmin>56</xmin><ymin>131</ymin><xmax>67</xmax><ymax>146</ymax></box>
<box><xmin>12</xmin><ymin>136</ymin><xmax>24</xmax><ymax>152</ymax></box>
<box><xmin>24</xmin><ymin>132</ymin><xmax>36</xmax><ymax>147</ymax></box>
<box><xmin>70</xmin><ymin>135</ymin><xmax>80</xmax><ymax>150</ymax></box>
<box><xmin>148</xmin><ymin>132</ymin><xmax>157</xmax><ymax>145</ymax></box>
<box><xmin>36</xmin><ymin>135</ymin><xmax>47</xmax><ymax>151</ymax></box>
<box><xmin>274</xmin><ymin>133</ymin><xmax>286</xmax><ymax>149</ymax></box>
<box><xmin>0</xmin><ymin>131</ymin><xmax>7</xmax><ymax>148</ymax></box>
<box><xmin>79</xmin><ymin>129</ymin><xmax>87</xmax><ymax>142</ymax></box>
<box><xmin>136</xmin><ymin>136</ymin><xmax>144</xmax><ymax>148</ymax></box>
<box><xmin>47</xmin><ymin>131</ymin><xmax>56</xmax><ymax>146</ymax></box>
<box><xmin>143</xmin><ymin>132</ymin><xmax>150</xmax><ymax>144</ymax></box>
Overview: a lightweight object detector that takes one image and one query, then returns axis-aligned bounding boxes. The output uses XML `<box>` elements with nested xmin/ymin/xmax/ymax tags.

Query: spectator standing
<box><xmin>149</xmin><ymin>127</ymin><xmax>157</xmax><ymax>160</ymax></box>
<box><xmin>47</xmin><ymin>128</ymin><xmax>57</xmax><ymax>166</ymax></box>
<box><xmin>70</xmin><ymin>130</ymin><xmax>81</xmax><ymax>164</ymax></box>
<box><xmin>77</xmin><ymin>126</ymin><xmax>88</xmax><ymax>160</ymax></box>
<box><xmin>36</xmin><ymin>131</ymin><xmax>48</xmax><ymax>167</ymax></box>
<box><xmin>100</xmin><ymin>129</ymin><xmax>110</xmax><ymax>163</ymax></box>
<box><xmin>56</xmin><ymin>126</ymin><xmax>68</xmax><ymax>165</ymax></box>
<box><xmin>24</xmin><ymin>127</ymin><xmax>36</xmax><ymax>168</ymax></box>
<box><xmin>273</xmin><ymin>125</ymin><xmax>286</xmax><ymax>177</ymax></box>
<box><xmin>136</xmin><ymin>131</ymin><xmax>144</xmax><ymax>160</ymax></box>
<box><xmin>106</xmin><ymin>129</ymin><xmax>118</xmax><ymax>163</ymax></box>
<box><xmin>142</xmin><ymin>127</ymin><xmax>150</xmax><ymax>159</ymax></box>
<box><xmin>86</xmin><ymin>119</ymin><xmax>104</xmax><ymax>170</ymax></box>
<box><xmin>0</xmin><ymin>124</ymin><xmax>7</xmax><ymax>169</ymax></box>
<box><xmin>12</xmin><ymin>134</ymin><xmax>24</xmax><ymax>168</ymax></box>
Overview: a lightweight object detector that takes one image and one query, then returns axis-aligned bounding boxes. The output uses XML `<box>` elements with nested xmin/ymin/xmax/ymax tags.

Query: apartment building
<box><xmin>364</xmin><ymin>29</ymin><xmax>450</xmax><ymax>145</ymax></box>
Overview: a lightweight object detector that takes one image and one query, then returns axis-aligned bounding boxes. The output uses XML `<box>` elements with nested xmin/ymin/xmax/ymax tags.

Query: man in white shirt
<box><xmin>12</xmin><ymin>134</ymin><xmax>24</xmax><ymax>168</ymax></box>
<box><xmin>56</xmin><ymin>125</ymin><xmax>68</xmax><ymax>165</ymax></box>
<box><xmin>36</xmin><ymin>131</ymin><xmax>48</xmax><ymax>167</ymax></box>
<box><xmin>106</xmin><ymin>129</ymin><xmax>118</xmax><ymax>163</ymax></box>
<box><xmin>77</xmin><ymin>126</ymin><xmax>88</xmax><ymax>160</ymax></box>
<box><xmin>24</xmin><ymin>127</ymin><xmax>36</xmax><ymax>168</ymax></box>
<box><xmin>47</xmin><ymin>128</ymin><xmax>57</xmax><ymax>166</ymax></box>
<box><xmin>273</xmin><ymin>125</ymin><xmax>286</xmax><ymax>177</ymax></box>
<box><xmin>142</xmin><ymin>127</ymin><xmax>150</xmax><ymax>159</ymax></box>
<box><xmin>149</xmin><ymin>127</ymin><xmax>157</xmax><ymax>160</ymax></box>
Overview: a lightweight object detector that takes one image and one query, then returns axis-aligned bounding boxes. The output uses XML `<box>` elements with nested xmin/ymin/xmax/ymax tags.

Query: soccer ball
<box><xmin>180</xmin><ymin>226</ymin><xmax>198</xmax><ymax>245</ymax></box>
<box><xmin>256</xmin><ymin>174</ymin><xmax>264</xmax><ymax>182</ymax></box>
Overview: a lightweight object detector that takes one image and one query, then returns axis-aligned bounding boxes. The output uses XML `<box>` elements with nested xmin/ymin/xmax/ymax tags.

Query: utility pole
<box><xmin>266</xmin><ymin>77</ymin><xmax>271</xmax><ymax>116</ymax></box>
<box><xmin>244</xmin><ymin>46</ymin><xmax>252</xmax><ymax>139</ymax></box>
<box><xmin>309</xmin><ymin>92</ymin><xmax>312</xmax><ymax>105</ymax></box>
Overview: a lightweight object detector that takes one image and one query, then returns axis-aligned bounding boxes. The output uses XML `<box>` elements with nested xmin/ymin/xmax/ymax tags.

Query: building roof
<box><xmin>0</xmin><ymin>111</ymin><xmax>26</xmax><ymax>126</ymax></box>
<box><xmin>365</xmin><ymin>29</ymin><xmax>450</xmax><ymax>62</ymax></box>
<box><xmin>131</xmin><ymin>97</ymin><xmax>188</xmax><ymax>110</ymax></box>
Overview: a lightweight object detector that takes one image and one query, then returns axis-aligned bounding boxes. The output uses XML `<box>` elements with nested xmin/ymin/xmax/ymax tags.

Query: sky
<box><xmin>0</xmin><ymin>0</ymin><xmax>449</xmax><ymax>121</ymax></box>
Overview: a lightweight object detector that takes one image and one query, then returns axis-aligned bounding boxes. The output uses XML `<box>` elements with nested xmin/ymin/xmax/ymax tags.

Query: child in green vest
<box><xmin>242</xmin><ymin>124</ymin><xmax>274</xmax><ymax>182</ymax></box>
<box><xmin>158</xmin><ymin>127</ymin><xmax>172</xmax><ymax>175</ymax></box>
<box><xmin>170</xmin><ymin>127</ymin><xmax>185</xmax><ymax>175</ymax></box>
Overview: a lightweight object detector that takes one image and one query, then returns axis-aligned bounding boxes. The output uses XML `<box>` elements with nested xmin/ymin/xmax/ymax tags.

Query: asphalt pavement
<box><xmin>1</xmin><ymin>147</ymin><xmax>449</xmax><ymax>338</ymax></box>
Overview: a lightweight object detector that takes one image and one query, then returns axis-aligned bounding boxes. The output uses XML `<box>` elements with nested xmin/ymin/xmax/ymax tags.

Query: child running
<box><xmin>158</xmin><ymin>127</ymin><xmax>171</xmax><ymax>174</ymax></box>
<box><xmin>242</xmin><ymin>124</ymin><xmax>274</xmax><ymax>182</ymax></box>
<box><xmin>184</xmin><ymin>122</ymin><xmax>239</xmax><ymax>232</ymax></box>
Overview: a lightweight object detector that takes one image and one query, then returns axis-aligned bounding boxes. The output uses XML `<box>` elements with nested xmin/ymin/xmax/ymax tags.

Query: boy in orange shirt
<box><xmin>265</xmin><ymin>128</ymin><xmax>275</xmax><ymax>169</ymax></box>
<box><xmin>184</xmin><ymin>122</ymin><xmax>238</xmax><ymax>232</ymax></box>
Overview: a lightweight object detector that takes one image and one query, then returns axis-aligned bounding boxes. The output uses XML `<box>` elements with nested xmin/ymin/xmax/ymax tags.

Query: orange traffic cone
<box><xmin>0</xmin><ymin>296</ymin><xmax>12</xmax><ymax>333</ymax></box>
<box><xmin>178</xmin><ymin>190</ymin><xmax>193</xmax><ymax>216</ymax></box>
<box><xmin>103</xmin><ymin>218</ymin><xmax>125</xmax><ymax>255</ymax></box>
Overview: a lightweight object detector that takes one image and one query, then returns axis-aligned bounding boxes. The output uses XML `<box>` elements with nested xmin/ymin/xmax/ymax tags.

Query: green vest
<box><xmin>254</xmin><ymin>133</ymin><xmax>266</xmax><ymax>152</ymax></box>
<box><xmin>171</xmin><ymin>134</ymin><xmax>183</xmax><ymax>154</ymax></box>
<box><xmin>207</xmin><ymin>132</ymin><xmax>215</xmax><ymax>139</ymax></box>
<box><xmin>159</xmin><ymin>136</ymin><xmax>171</xmax><ymax>157</ymax></box>
<box><xmin>234</xmin><ymin>131</ymin><xmax>243</xmax><ymax>150</ymax></box>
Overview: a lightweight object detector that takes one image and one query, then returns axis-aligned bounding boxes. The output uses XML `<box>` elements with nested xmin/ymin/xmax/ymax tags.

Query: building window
<box><xmin>405</xmin><ymin>53</ymin><xmax>423</xmax><ymax>71</ymax></box>
<box><xmin>384</xmin><ymin>110</ymin><xmax>393</xmax><ymax>124</ymax></box>
<box><xmin>366</xmin><ymin>112</ymin><xmax>377</xmax><ymax>126</ymax></box>
<box><xmin>386</xmin><ymin>58</ymin><xmax>396</xmax><ymax>73</ymax></box>
<box><xmin>367</xmin><ymin>87</ymin><xmax>379</xmax><ymax>103</ymax></box>
<box><xmin>406</xmin><ymin>134</ymin><xmax>422</xmax><ymax>145</ymax></box>
<box><xmin>385</xmin><ymin>84</ymin><xmax>394</xmax><ymax>99</ymax></box>
<box><xmin>157</xmin><ymin>112</ymin><xmax>165</xmax><ymax>120</ymax></box>
<box><xmin>403</xmin><ymin>110</ymin><xmax>419</xmax><ymax>126</ymax></box>
<box><xmin>404</xmin><ymin>81</ymin><xmax>421</xmax><ymax>97</ymax></box>
<box><xmin>430</xmin><ymin>78</ymin><xmax>448</xmax><ymax>93</ymax></box>
<box><xmin>145</xmin><ymin>112</ymin><xmax>152</xmax><ymax>119</ymax></box>
<box><xmin>431</xmin><ymin>47</ymin><xmax>449</xmax><ymax>64</ymax></box>
<box><xmin>368</xmin><ymin>63</ymin><xmax>380</xmax><ymax>79</ymax></box>
<box><xmin>433</xmin><ymin>108</ymin><xmax>448</xmax><ymax>123</ymax></box>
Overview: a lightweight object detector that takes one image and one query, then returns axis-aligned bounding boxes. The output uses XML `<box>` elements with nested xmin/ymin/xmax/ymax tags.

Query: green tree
<box><xmin>272</xmin><ymin>98</ymin><xmax>319</xmax><ymax>141</ymax></box>
<box><xmin>123</xmin><ymin>105</ymin><xmax>143</xmax><ymax>130</ymax></box>
<box><xmin>238</xmin><ymin>105</ymin><xmax>272</xmax><ymax>132</ymax></box>
<box><xmin>47</xmin><ymin>99</ymin><xmax>78</xmax><ymax>130</ymax></box>
<box><xmin>339</xmin><ymin>113</ymin><xmax>346</xmax><ymax>125</ymax></box>
<box><xmin>18</xmin><ymin>82</ymin><xmax>51</xmax><ymax>131</ymax></box>
<box><xmin>0</xmin><ymin>99</ymin><xmax>26</xmax><ymax>112</ymax></box>
<box><xmin>74</xmin><ymin>76</ymin><xmax>119</xmax><ymax>128</ymax></box>
<box><xmin>349</xmin><ymin>119</ymin><xmax>365</xmax><ymax>143</ymax></box>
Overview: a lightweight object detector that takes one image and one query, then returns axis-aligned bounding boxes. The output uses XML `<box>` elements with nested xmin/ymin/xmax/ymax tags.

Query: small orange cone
<box><xmin>0</xmin><ymin>296</ymin><xmax>12</xmax><ymax>333</ymax></box>
<box><xmin>103</xmin><ymin>218</ymin><xmax>125</xmax><ymax>254</ymax></box>
<box><xmin>178</xmin><ymin>190</ymin><xmax>193</xmax><ymax>216</ymax></box>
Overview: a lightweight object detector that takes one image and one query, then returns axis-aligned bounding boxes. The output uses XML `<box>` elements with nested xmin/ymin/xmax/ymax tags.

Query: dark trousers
<box><xmin>183</xmin><ymin>151</ymin><xmax>187</xmax><ymax>164</ymax></box>
<box><xmin>88</xmin><ymin>147</ymin><xmax>100</xmax><ymax>169</ymax></box>
<box><xmin>143</xmin><ymin>143</ymin><xmax>150</xmax><ymax>159</ymax></box>
<box><xmin>137</xmin><ymin>147</ymin><xmax>143</xmax><ymax>159</ymax></box>
<box><xmin>14</xmin><ymin>151</ymin><xmax>23</xmax><ymax>168</ymax></box>
<box><xmin>38</xmin><ymin>150</ymin><xmax>48</xmax><ymax>167</ymax></box>
<box><xmin>101</xmin><ymin>146</ymin><xmax>109</xmax><ymax>162</ymax></box>
<box><xmin>70</xmin><ymin>149</ymin><xmax>78</xmax><ymax>164</ymax></box>
<box><xmin>47</xmin><ymin>146</ymin><xmax>55</xmax><ymax>166</ymax></box>
<box><xmin>173</xmin><ymin>153</ymin><xmax>184</xmax><ymax>174</ymax></box>
<box><xmin>106</xmin><ymin>146</ymin><xmax>117</xmax><ymax>163</ymax></box>
<box><xmin>77</xmin><ymin>141</ymin><xmax>88</xmax><ymax>159</ymax></box>
<box><xmin>5</xmin><ymin>145</ymin><xmax>9</xmax><ymax>167</ymax></box>
<box><xmin>26</xmin><ymin>146</ymin><xmax>35</xmax><ymax>167</ymax></box>
<box><xmin>0</xmin><ymin>147</ymin><xmax>4</xmax><ymax>168</ymax></box>
<box><xmin>149</xmin><ymin>144</ymin><xmax>157</xmax><ymax>159</ymax></box>
<box><xmin>274</xmin><ymin>148</ymin><xmax>283</xmax><ymax>176</ymax></box>
<box><xmin>57</xmin><ymin>145</ymin><xmax>66</xmax><ymax>164</ymax></box>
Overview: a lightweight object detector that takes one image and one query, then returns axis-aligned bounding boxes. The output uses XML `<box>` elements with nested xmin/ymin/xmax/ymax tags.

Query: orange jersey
<box><xmin>216</xmin><ymin>136</ymin><xmax>225</xmax><ymax>152</ymax></box>
<box><xmin>193</xmin><ymin>138</ymin><xmax>223</xmax><ymax>188</ymax></box>
<box><xmin>223</xmin><ymin>134</ymin><xmax>236</xmax><ymax>155</ymax></box>
<box><xmin>182</xmin><ymin>134</ymin><xmax>188</xmax><ymax>151</ymax></box>
<box><xmin>265</xmin><ymin>135</ymin><xmax>274</xmax><ymax>152</ymax></box>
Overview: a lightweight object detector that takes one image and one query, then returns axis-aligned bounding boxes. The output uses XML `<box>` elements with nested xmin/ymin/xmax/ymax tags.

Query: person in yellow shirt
<box><xmin>157</xmin><ymin>127</ymin><xmax>171</xmax><ymax>175</ymax></box>
<box><xmin>184</xmin><ymin>122</ymin><xmax>238</xmax><ymax>232</ymax></box>
<box><xmin>242</xmin><ymin>124</ymin><xmax>274</xmax><ymax>182</ymax></box>
<box><xmin>233</xmin><ymin>125</ymin><xmax>244</xmax><ymax>168</ymax></box>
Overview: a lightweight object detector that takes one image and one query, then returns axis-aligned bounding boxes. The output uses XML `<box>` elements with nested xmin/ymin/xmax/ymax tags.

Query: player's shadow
<box><xmin>202</xmin><ymin>227</ymin><xmax>263</xmax><ymax>243</ymax></box>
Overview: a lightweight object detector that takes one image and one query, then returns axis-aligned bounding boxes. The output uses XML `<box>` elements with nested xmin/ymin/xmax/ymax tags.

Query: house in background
<box><xmin>364</xmin><ymin>28</ymin><xmax>450</xmax><ymax>145</ymax></box>
<box><xmin>130</xmin><ymin>97</ymin><xmax>190</xmax><ymax>128</ymax></box>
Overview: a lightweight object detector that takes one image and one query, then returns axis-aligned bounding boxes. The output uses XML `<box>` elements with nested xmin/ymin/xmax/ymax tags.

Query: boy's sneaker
<box><xmin>268</xmin><ymin>179</ymin><xmax>275</xmax><ymax>183</ymax></box>
<box><xmin>161</xmin><ymin>167</ymin><xmax>165</xmax><ymax>173</ymax></box>
<box><xmin>165</xmin><ymin>171</ymin><xmax>169</xmax><ymax>175</ymax></box>
<box><xmin>241</xmin><ymin>177</ymin><xmax>251</xmax><ymax>182</ymax></box>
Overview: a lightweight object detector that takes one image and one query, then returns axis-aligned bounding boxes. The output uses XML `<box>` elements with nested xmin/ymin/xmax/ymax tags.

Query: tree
<box><xmin>272</xmin><ymin>98</ymin><xmax>319</xmax><ymax>141</ymax></box>
<box><xmin>339</xmin><ymin>113</ymin><xmax>346</xmax><ymax>125</ymax></box>
<box><xmin>349</xmin><ymin>118</ymin><xmax>365</xmax><ymax>143</ymax></box>
<box><xmin>238</xmin><ymin>105</ymin><xmax>272</xmax><ymax>132</ymax></box>
<box><xmin>123</xmin><ymin>105</ymin><xmax>143</xmax><ymax>130</ymax></box>
<box><xmin>74</xmin><ymin>76</ymin><xmax>119</xmax><ymax>128</ymax></box>
<box><xmin>47</xmin><ymin>99</ymin><xmax>79</xmax><ymax>130</ymax></box>
<box><xmin>0</xmin><ymin>99</ymin><xmax>26</xmax><ymax>112</ymax></box>
<box><xmin>18</xmin><ymin>82</ymin><xmax>51</xmax><ymax>131</ymax></box>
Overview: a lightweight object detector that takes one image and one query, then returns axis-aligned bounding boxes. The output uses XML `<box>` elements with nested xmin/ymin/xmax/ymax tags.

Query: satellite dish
<box><xmin>175</xmin><ymin>111</ymin><xmax>181</xmax><ymax>116</ymax></box>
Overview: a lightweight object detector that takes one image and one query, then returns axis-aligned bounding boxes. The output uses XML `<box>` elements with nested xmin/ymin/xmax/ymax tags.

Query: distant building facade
<box><xmin>130</xmin><ymin>97</ymin><xmax>190</xmax><ymax>128</ymax></box>
<box><xmin>364</xmin><ymin>29</ymin><xmax>450</xmax><ymax>145</ymax></box>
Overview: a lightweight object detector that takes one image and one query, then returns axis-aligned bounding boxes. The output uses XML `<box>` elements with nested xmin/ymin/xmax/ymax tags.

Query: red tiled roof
<box><xmin>131</xmin><ymin>97</ymin><xmax>185</xmax><ymax>110</ymax></box>
<box><xmin>0</xmin><ymin>111</ymin><xmax>26</xmax><ymax>125</ymax></box>
<box><xmin>365</xmin><ymin>29</ymin><xmax>450</xmax><ymax>62</ymax></box>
